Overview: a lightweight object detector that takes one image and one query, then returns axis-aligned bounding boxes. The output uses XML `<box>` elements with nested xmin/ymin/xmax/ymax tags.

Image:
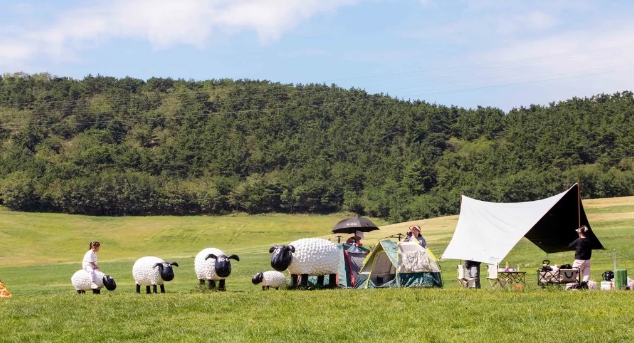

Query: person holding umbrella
<box><xmin>346</xmin><ymin>230</ymin><xmax>364</xmax><ymax>246</ymax></box>
<box><xmin>404</xmin><ymin>225</ymin><xmax>427</xmax><ymax>248</ymax></box>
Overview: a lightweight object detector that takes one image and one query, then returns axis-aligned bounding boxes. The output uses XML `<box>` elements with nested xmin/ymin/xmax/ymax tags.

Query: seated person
<box><xmin>465</xmin><ymin>260</ymin><xmax>481</xmax><ymax>289</ymax></box>
<box><xmin>346</xmin><ymin>230</ymin><xmax>364</xmax><ymax>246</ymax></box>
<box><xmin>404</xmin><ymin>225</ymin><xmax>427</xmax><ymax>248</ymax></box>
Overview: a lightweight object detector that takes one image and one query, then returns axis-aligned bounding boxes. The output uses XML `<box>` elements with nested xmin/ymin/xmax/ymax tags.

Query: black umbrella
<box><xmin>332</xmin><ymin>217</ymin><xmax>380</xmax><ymax>234</ymax></box>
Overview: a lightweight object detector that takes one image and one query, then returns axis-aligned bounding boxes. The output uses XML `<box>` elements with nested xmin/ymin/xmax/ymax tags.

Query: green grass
<box><xmin>2</xmin><ymin>290</ymin><xmax>633</xmax><ymax>342</ymax></box>
<box><xmin>1</xmin><ymin>198</ymin><xmax>634</xmax><ymax>342</ymax></box>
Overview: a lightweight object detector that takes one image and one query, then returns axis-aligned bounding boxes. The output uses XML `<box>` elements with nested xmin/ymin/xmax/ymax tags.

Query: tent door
<box><xmin>369</xmin><ymin>252</ymin><xmax>397</xmax><ymax>287</ymax></box>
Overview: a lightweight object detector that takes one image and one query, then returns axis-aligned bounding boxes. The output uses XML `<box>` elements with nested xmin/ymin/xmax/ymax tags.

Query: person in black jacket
<box><xmin>569</xmin><ymin>225</ymin><xmax>592</xmax><ymax>282</ymax></box>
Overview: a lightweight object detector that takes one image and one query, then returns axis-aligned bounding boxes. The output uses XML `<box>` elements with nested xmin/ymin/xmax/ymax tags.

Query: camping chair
<box><xmin>487</xmin><ymin>264</ymin><xmax>503</xmax><ymax>289</ymax></box>
<box><xmin>457</xmin><ymin>264</ymin><xmax>469</xmax><ymax>288</ymax></box>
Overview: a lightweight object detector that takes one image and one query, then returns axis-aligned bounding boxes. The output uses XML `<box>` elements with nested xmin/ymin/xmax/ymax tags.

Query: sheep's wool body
<box><xmin>194</xmin><ymin>248</ymin><xmax>226</xmax><ymax>281</ymax></box>
<box><xmin>71</xmin><ymin>269</ymin><xmax>106</xmax><ymax>290</ymax></box>
<box><xmin>132</xmin><ymin>256</ymin><xmax>165</xmax><ymax>285</ymax></box>
<box><xmin>287</xmin><ymin>238</ymin><xmax>340</xmax><ymax>275</ymax></box>
<box><xmin>261</xmin><ymin>271</ymin><xmax>287</xmax><ymax>288</ymax></box>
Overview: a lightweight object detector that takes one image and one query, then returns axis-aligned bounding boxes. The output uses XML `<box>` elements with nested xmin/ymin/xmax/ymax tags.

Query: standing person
<box><xmin>569</xmin><ymin>225</ymin><xmax>592</xmax><ymax>282</ymax></box>
<box><xmin>404</xmin><ymin>225</ymin><xmax>427</xmax><ymax>248</ymax></box>
<box><xmin>346</xmin><ymin>230</ymin><xmax>364</xmax><ymax>246</ymax></box>
<box><xmin>465</xmin><ymin>260</ymin><xmax>481</xmax><ymax>288</ymax></box>
<box><xmin>83</xmin><ymin>241</ymin><xmax>101</xmax><ymax>289</ymax></box>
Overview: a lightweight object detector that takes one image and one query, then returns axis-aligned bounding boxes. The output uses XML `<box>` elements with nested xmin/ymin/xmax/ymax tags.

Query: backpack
<box><xmin>602</xmin><ymin>271</ymin><xmax>614</xmax><ymax>281</ymax></box>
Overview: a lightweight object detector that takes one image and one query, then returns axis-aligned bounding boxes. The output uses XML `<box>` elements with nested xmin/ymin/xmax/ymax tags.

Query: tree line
<box><xmin>1</xmin><ymin>72</ymin><xmax>633</xmax><ymax>222</ymax></box>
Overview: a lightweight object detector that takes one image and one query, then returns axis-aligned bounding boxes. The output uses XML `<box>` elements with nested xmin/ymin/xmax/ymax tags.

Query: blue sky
<box><xmin>1</xmin><ymin>0</ymin><xmax>634</xmax><ymax>111</ymax></box>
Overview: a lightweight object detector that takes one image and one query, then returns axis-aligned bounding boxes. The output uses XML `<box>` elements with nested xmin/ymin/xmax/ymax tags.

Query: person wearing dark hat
<box><xmin>568</xmin><ymin>225</ymin><xmax>592</xmax><ymax>282</ymax></box>
<box><xmin>346</xmin><ymin>230</ymin><xmax>364</xmax><ymax>246</ymax></box>
<box><xmin>404</xmin><ymin>225</ymin><xmax>427</xmax><ymax>248</ymax></box>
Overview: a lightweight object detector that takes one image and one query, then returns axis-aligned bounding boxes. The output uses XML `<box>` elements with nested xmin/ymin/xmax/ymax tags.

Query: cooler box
<box><xmin>600</xmin><ymin>281</ymin><xmax>613</xmax><ymax>290</ymax></box>
<box><xmin>614</xmin><ymin>269</ymin><xmax>628</xmax><ymax>290</ymax></box>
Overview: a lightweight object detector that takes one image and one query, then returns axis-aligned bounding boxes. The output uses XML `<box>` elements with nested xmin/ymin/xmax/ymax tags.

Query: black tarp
<box><xmin>525</xmin><ymin>183</ymin><xmax>605</xmax><ymax>253</ymax></box>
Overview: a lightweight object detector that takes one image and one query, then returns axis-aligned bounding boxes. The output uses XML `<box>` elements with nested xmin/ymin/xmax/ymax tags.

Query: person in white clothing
<box><xmin>83</xmin><ymin>241</ymin><xmax>101</xmax><ymax>289</ymax></box>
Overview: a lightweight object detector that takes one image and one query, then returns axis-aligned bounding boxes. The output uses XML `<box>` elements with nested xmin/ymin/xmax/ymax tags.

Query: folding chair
<box><xmin>457</xmin><ymin>264</ymin><xmax>469</xmax><ymax>288</ymax></box>
<box><xmin>487</xmin><ymin>264</ymin><xmax>503</xmax><ymax>289</ymax></box>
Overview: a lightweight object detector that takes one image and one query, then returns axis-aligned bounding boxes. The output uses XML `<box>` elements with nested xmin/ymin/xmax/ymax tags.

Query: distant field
<box><xmin>1</xmin><ymin>195</ymin><xmax>634</xmax><ymax>342</ymax></box>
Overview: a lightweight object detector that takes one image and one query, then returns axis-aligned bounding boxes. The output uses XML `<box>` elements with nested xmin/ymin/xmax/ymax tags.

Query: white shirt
<box><xmin>82</xmin><ymin>250</ymin><xmax>97</xmax><ymax>270</ymax></box>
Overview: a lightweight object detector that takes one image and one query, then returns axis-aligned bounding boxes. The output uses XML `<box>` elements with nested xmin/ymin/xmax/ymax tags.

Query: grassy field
<box><xmin>1</xmin><ymin>196</ymin><xmax>634</xmax><ymax>342</ymax></box>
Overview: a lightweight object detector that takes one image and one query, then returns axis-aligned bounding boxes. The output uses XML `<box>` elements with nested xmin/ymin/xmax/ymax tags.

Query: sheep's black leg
<box><xmin>160</xmin><ymin>285</ymin><xmax>165</xmax><ymax>293</ymax></box>
<box><xmin>208</xmin><ymin>280</ymin><xmax>216</xmax><ymax>289</ymax></box>
<box><xmin>300</xmin><ymin>274</ymin><xmax>308</xmax><ymax>287</ymax></box>
<box><xmin>266</xmin><ymin>286</ymin><xmax>270</xmax><ymax>290</ymax></box>
<box><xmin>92</xmin><ymin>289</ymin><xmax>100</xmax><ymax>295</ymax></box>
<box><xmin>146</xmin><ymin>286</ymin><xmax>151</xmax><ymax>294</ymax></box>
<box><xmin>152</xmin><ymin>285</ymin><xmax>158</xmax><ymax>294</ymax></box>
<box><xmin>291</xmin><ymin>274</ymin><xmax>298</xmax><ymax>287</ymax></box>
<box><xmin>328</xmin><ymin>273</ymin><xmax>337</xmax><ymax>288</ymax></box>
<box><xmin>218</xmin><ymin>279</ymin><xmax>226</xmax><ymax>291</ymax></box>
<box><xmin>275</xmin><ymin>287</ymin><xmax>279</xmax><ymax>290</ymax></box>
<box><xmin>199</xmin><ymin>279</ymin><xmax>205</xmax><ymax>286</ymax></box>
<box><xmin>136</xmin><ymin>284</ymin><xmax>140</xmax><ymax>294</ymax></box>
<box><xmin>317</xmin><ymin>275</ymin><xmax>325</xmax><ymax>286</ymax></box>
<box><xmin>77</xmin><ymin>290</ymin><xmax>83</xmax><ymax>294</ymax></box>
<box><xmin>262</xmin><ymin>286</ymin><xmax>266</xmax><ymax>291</ymax></box>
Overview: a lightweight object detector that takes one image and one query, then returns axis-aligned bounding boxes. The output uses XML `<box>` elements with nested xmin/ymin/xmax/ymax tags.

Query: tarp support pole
<box><xmin>577</xmin><ymin>181</ymin><xmax>581</xmax><ymax>228</ymax></box>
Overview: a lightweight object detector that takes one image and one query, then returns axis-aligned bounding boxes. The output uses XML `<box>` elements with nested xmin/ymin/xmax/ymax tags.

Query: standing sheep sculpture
<box><xmin>71</xmin><ymin>269</ymin><xmax>117</xmax><ymax>294</ymax></box>
<box><xmin>252</xmin><ymin>271</ymin><xmax>287</xmax><ymax>290</ymax></box>
<box><xmin>194</xmin><ymin>248</ymin><xmax>239</xmax><ymax>291</ymax></box>
<box><xmin>132</xmin><ymin>256</ymin><xmax>179</xmax><ymax>294</ymax></box>
<box><xmin>269</xmin><ymin>237</ymin><xmax>340</xmax><ymax>288</ymax></box>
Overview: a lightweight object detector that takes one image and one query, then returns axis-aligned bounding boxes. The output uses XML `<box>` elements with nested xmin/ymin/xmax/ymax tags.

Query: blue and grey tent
<box><xmin>356</xmin><ymin>239</ymin><xmax>443</xmax><ymax>288</ymax></box>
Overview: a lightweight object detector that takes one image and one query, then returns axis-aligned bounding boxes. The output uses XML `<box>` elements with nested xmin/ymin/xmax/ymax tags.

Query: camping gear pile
<box><xmin>298</xmin><ymin>217</ymin><xmax>444</xmax><ymax>289</ymax></box>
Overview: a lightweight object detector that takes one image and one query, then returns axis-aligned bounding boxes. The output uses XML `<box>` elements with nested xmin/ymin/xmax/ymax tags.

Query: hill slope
<box><xmin>1</xmin><ymin>73</ymin><xmax>634</xmax><ymax>221</ymax></box>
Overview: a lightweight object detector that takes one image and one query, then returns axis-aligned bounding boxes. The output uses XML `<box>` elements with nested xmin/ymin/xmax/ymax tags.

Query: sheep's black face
<box><xmin>269</xmin><ymin>245</ymin><xmax>295</xmax><ymax>272</ymax></box>
<box><xmin>252</xmin><ymin>272</ymin><xmax>264</xmax><ymax>285</ymax></box>
<box><xmin>154</xmin><ymin>262</ymin><xmax>179</xmax><ymax>282</ymax></box>
<box><xmin>206</xmin><ymin>254</ymin><xmax>240</xmax><ymax>278</ymax></box>
<box><xmin>102</xmin><ymin>275</ymin><xmax>116</xmax><ymax>291</ymax></box>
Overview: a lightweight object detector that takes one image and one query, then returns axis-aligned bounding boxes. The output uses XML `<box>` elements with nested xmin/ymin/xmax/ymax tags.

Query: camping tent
<box><xmin>441</xmin><ymin>183</ymin><xmax>605</xmax><ymax>264</ymax></box>
<box><xmin>356</xmin><ymin>239</ymin><xmax>443</xmax><ymax>288</ymax></box>
<box><xmin>302</xmin><ymin>243</ymin><xmax>370</xmax><ymax>288</ymax></box>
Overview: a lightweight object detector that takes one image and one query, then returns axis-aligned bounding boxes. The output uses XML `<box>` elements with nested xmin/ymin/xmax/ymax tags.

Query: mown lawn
<box><xmin>1</xmin><ymin>289</ymin><xmax>633</xmax><ymax>342</ymax></box>
<box><xmin>1</xmin><ymin>196</ymin><xmax>634</xmax><ymax>342</ymax></box>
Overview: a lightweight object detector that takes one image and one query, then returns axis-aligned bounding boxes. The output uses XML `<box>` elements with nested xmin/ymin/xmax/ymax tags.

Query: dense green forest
<box><xmin>1</xmin><ymin>72</ymin><xmax>633</xmax><ymax>222</ymax></box>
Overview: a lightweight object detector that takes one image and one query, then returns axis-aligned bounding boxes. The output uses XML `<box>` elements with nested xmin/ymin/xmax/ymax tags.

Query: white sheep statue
<box><xmin>251</xmin><ymin>271</ymin><xmax>287</xmax><ymax>290</ymax></box>
<box><xmin>269</xmin><ymin>237</ymin><xmax>340</xmax><ymax>288</ymax></box>
<box><xmin>194</xmin><ymin>248</ymin><xmax>240</xmax><ymax>291</ymax></box>
<box><xmin>71</xmin><ymin>269</ymin><xmax>116</xmax><ymax>294</ymax></box>
<box><xmin>132</xmin><ymin>256</ymin><xmax>179</xmax><ymax>294</ymax></box>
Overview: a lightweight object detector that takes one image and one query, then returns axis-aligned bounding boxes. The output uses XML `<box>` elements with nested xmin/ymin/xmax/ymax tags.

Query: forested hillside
<box><xmin>1</xmin><ymin>72</ymin><xmax>633</xmax><ymax>222</ymax></box>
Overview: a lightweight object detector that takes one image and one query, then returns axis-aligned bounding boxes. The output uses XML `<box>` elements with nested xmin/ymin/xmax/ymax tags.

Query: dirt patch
<box><xmin>584</xmin><ymin>196</ymin><xmax>634</xmax><ymax>208</ymax></box>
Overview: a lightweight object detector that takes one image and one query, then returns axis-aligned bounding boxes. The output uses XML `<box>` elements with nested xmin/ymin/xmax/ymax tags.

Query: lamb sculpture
<box><xmin>132</xmin><ymin>256</ymin><xmax>179</xmax><ymax>294</ymax></box>
<box><xmin>251</xmin><ymin>271</ymin><xmax>287</xmax><ymax>290</ymax></box>
<box><xmin>71</xmin><ymin>269</ymin><xmax>116</xmax><ymax>294</ymax></box>
<box><xmin>269</xmin><ymin>237</ymin><xmax>340</xmax><ymax>288</ymax></box>
<box><xmin>194</xmin><ymin>248</ymin><xmax>240</xmax><ymax>291</ymax></box>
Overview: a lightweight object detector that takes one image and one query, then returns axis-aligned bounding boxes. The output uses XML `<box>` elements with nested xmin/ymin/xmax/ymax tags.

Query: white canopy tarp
<box><xmin>440</xmin><ymin>186</ymin><xmax>572</xmax><ymax>264</ymax></box>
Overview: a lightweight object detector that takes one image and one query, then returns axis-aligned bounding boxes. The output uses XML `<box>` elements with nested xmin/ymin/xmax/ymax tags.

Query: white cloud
<box><xmin>0</xmin><ymin>0</ymin><xmax>358</xmax><ymax>68</ymax></box>
<box><xmin>387</xmin><ymin>0</ymin><xmax>634</xmax><ymax>110</ymax></box>
<box><xmin>497</xmin><ymin>11</ymin><xmax>558</xmax><ymax>34</ymax></box>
